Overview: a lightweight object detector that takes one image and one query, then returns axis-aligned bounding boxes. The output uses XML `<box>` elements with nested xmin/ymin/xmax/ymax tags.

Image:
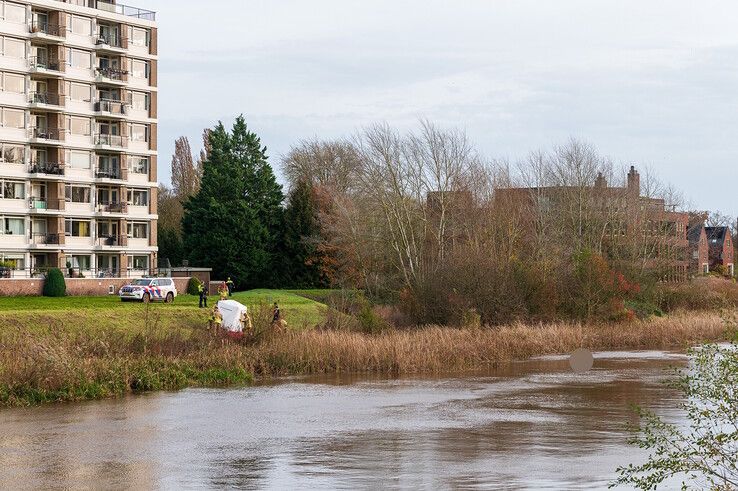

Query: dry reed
<box><xmin>0</xmin><ymin>311</ymin><xmax>731</xmax><ymax>406</ymax></box>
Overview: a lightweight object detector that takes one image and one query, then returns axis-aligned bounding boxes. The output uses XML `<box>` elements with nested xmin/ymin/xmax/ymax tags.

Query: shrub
<box><xmin>43</xmin><ymin>268</ymin><xmax>66</xmax><ymax>297</ymax></box>
<box><xmin>187</xmin><ymin>277</ymin><xmax>203</xmax><ymax>296</ymax></box>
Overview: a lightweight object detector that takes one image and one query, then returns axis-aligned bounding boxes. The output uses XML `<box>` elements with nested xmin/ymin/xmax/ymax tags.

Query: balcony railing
<box><xmin>29</xmin><ymin>127</ymin><xmax>64</xmax><ymax>142</ymax></box>
<box><xmin>0</xmin><ymin>266</ymin><xmax>162</xmax><ymax>279</ymax></box>
<box><xmin>28</xmin><ymin>198</ymin><xmax>65</xmax><ymax>211</ymax></box>
<box><xmin>95</xmin><ymin>33</ymin><xmax>123</xmax><ymax>48</ymax></box>
<box><xmin>53</xmin><ymin>0</ymin><xmax>156</xmax><ymax>21</ymax></box>
<box><xmin>29</xmin><ymin>56</ymin><xmax>62</xmax><ymax>72</ymax></box>
<box><xmin>95</xmin><ymin>134</ymin><xmax>125</xmax><ymax>147</ymax></box>
<box><xmin>30</xmin><ymin>233</ymin><xmax>62</xmax><ymax>245</ymax></box>
<box><xmin>95</xmin><ymin>166</ymin><xmax>123</xmax><ymax>179</ymax></box>
<box><xmin>30</xmin><ymin>21</ymin><xmax>64</xmax><ymax>37</ymax></box>
<box><xmin>29</xmin><ymin>92</ymin><xmax>63</xmax><ymax>106</ymax></box>
<box><xmin>95</xmin><ymin>66</ymin><xmax>127</xmax><ymax>81</ymax></box>
<box><xmin>96</xmin><ymin>235</ymin><xmax>127</xmax><ymax>247</ymax></box>
<box><xmin>29</xmin><ymin>161</ymin><xmax>65</xmax><ymax>176</ymax></box>
<box><xmin>97</xmin><ymin>201</ymin><xmax>128</xmax><ymax>213</ymax></box>
<box><xmin>94</xmin><ymin>99</ymin><xmax>127</xmax><ymax>115</ymax></box>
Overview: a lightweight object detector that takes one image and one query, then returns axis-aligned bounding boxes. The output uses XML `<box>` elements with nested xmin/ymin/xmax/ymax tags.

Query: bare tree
<box><xmin>281</xmin><ymin>139</ymin><xmax>361</xmax><ymax>193</ymax></box>
<box><xmin>171</xmin><ymin>136</ymin><xmax>201</xmax><ymax>199</ymax></box>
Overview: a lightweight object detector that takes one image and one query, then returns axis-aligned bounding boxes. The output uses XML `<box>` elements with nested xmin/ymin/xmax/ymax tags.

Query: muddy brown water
<box><xmin>0</xmin><ymin>350</ymin><xmax>690</xmax><ymax>490</ymax></box>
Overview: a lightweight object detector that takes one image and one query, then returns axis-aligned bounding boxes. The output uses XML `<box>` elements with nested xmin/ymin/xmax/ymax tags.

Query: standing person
<box><xmin>226</xmin><ymin>277</ymin><xmax>234</xmax><ymax>297</ymax></box>
<box><xmin>218</xmin><ymin>282</ymin><xmax>229</xmax><ymax>301</ymax></box>
<box><xmin>198</xmin><ymin>282</ymin><xmax>208</xmax><ymax>308</ymax></box>
<box><xmin>272</xmin><ymin>302</ymin><xmax>280</xmax><ymax>324</ymax></box>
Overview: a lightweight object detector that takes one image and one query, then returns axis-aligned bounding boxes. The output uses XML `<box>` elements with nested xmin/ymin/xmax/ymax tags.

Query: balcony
<box><xmin>29</xmin><ymin>21</ymin><xmax>65</xmax><ymax>43</ymax></box>
<box><xmin>29</xmin><ymin>127</ymin><xmax>64</xmax><ymax>145</ymax></box>
<box><xmin>29</xmin><ymin>57</ymin><xmax>63</xmax><ymax>76</ymax></box>
<box><xmin>95</xmin><ymin>33</ymin><xmax>125</xmax><ymax>53</ymax></box>
<box><xmin>30</xmin><ymin>233</ymin><xmax>62</xmax><ymax>246</ymax></box>
<box><xmin>94</xmin><ymin>134</ymin><xmax>126</xmax><ymax>150</ymax></box>
<box><xmin>94</xmin><ymin>1</ymin><xmax>155</xmax><ymax>21</ymax></box>
<box><xmin>95</xmin><ymin>67</ymin><xmax>127</xmax><ymax>85</ymax></box>
<box><xmin>28</xmin><ymin>198</ymin><xmax>65</xmax><ymax>212</ymax></box>
<box><xmin>95</xmin><ymin>166</ymin><xmax>123</xmax><ymax>179</ymax></box>
<box><xmin>97</xmin><ymin>201</ymin><xmax>128</xmax><ymax>213</ymax></box>
<box><xmin>29</xmin><ymin>161</ymin><xmax>65</xmax><ymax>176</ymax></box>
<box><xmin>94</xmin><ymin>99</ymin><xmax>127</xmax><ymax>117</ymax></box>
<box><xmin>96</xmin><ymin>235</ymin><xmax>128</xmax><ymax>247</ymax></box>
<box><xmin>29</xmin><ymin>92</ymin><xmax>64</xmax><ymax>110</ymax></box>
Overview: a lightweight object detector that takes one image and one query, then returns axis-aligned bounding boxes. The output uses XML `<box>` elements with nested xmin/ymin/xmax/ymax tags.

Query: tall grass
<box><xmin>0</xmin><ymin>311</ymin><xmax>729</xmax><ymax>407</ymax></box>
<box><xmin>249</xmin><ymin>312</ymin><xmax>731</xmax><ymax>374</ymax></box>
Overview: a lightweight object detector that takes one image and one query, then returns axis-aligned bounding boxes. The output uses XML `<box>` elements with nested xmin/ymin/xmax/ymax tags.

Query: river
<box><xmin>0</xmin><ymin>350</ymin><xmax>689</xmax><ymax>489</ymax></box>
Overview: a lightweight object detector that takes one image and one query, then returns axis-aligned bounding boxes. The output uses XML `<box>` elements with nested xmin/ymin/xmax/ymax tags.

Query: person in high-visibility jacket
<box><xmin>226</xmin><ymin>277</ymin><xmax>234</xmax><ymax>296</ymax></box>
<box><xmin>209</xmin><ymin>306</ymin><xmax>222</xmax><ymax>330</ymax></box>
<box><xmin>198</xmin><ymin>283</ymin><xmax>207</xmax><ymax>308</ymax></box>
<box><xmin>218</xmin><ymin>282</ymin><xmax>229</xmax><ymax>301</ymax></box>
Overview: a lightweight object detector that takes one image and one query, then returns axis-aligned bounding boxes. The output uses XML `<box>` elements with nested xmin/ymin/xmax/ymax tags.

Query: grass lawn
<box><xmin>0</xmin><ymin>289</ymin><xmax>331</xmax><ymax>334</ymax></box>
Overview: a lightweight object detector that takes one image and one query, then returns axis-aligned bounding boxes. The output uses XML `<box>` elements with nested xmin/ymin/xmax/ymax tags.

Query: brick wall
<box><xmin>0</xmin><ymin>278</ymin><xmax>192</xmax><ymax>297</ymax></box>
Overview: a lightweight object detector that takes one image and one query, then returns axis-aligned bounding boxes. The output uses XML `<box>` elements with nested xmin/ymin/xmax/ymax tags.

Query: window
<box><xmin>1</xmin><ymin>72</ymin><xmax>24</xmax><ymax>93</ymax></box>
<box><xmin>69</xmin><ymin>15</ymin><xmax>92</xmax><ymax>36</ymax></box>
<box><xmin>129</xmin><ymin>124</ymin><xmax>148</xmax><ymax>142</ymax></box>
<box><xmin>0</xmin><ymin>254</ymin><xmax>23</xmax><ymax>270</ymax></box>
<box><xmin>3</xmin><ymin>216</ymin><xmax>23</xmax><ymax>235</ymax></box>
<box><xmin>65</xmin><ymin>185</ymin><xmax>91</xmax><ymax>203</ymax></box>
<box><xmin>130</xmin><ymin>59</ymin><xmax>149</xmax><ymax>79</ymax></box>
<box><xmin>1</xmin><ymin>180</ymin><xmax>24</xmax><ymax>199</ymax></box>
<box><xmin>2</xmin><ymin>2</ymin><xmax>26</xmax><ymax>24</ymax></box>
<box><xmin>69</xmin><ymin>255</ymin><xmax>91</xmax><ymax>270</ymax></box>
<box><xmin>127</xmin><ymin>189</ymin><xmax>148</xmax><ymax>206</ymax></box>
<box><xmin>66</xmin><ymin>116</ymin><xmax>91</xmax><ymax>136</ymax></box>
<box><xmin>129</xmin><ymin>156</ymin><xmax>149</xmax><ymax>174</ymax></box>
<box><xmin>1</xmin><ymin>37</ymin><xmax>25</xmax><ymax>59</ymax></box>
<box><xmin>1</xmin><ymin>107</ymin><xmax>24</xmax><ymax>128</ymax></box>
<box><xmin>65</xmin><ymin>150</ymin><xmax>90</xmax><ymax>169</ymax></box>
<box><xmin>67</xmin><ymin>49</ymin><xmax>91</xmax><ymax>69</ymax></box>
<box><xmin>129</xmin><ymin>27</ymin><xmax>150</xmax><ymax>47</ymax></box>
<box><xmin>127</xmin><ymin>222</ymin><xmax>148</xmax><ymax>239</ymax></box>
<box><xmin>64</xmin><ymin>219</ymin><xmax>91</xmax><ymax>237</ymax></box>
<box><xmin>130</xmin><ymin>255</ymin><xmax>149</xmax><ymax>270</ymax></box>
<box><xmin>97</xmin><ymin>187</ymin><xmax>119</xmax><ymax>205</ymax></box>
<box><xmin>128</xmin><ymin>91</ymin><xmax>149</xmax><ymax>111</ymax></box>
<box><xmin>97</xmin><ymin>220</ymin><xmax>118</xmax><ymax>237</ymax></box>
<box><xmin>65</xmin><ymin>82</ymin><xmax>91</xmax><ymax>102</ymax></box>
<box><xmin>0</xmin><ymin>144</ymin><xmax>24</xmax><ymax>163</ymax></box>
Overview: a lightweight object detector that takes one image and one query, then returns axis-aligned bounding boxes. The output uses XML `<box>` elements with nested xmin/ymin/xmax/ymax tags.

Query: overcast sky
<box><xmin>146</xmin><ymin>0</ymin><xmax>738</xmax><ymax>215</ymax></box>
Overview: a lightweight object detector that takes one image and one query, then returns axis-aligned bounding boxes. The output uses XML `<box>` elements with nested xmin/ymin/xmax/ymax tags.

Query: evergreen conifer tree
<box><xmin>283</xmin><ymin>180</ymin><xmax>325</xmax><ymax>287</ymax></box>
<box><xmin>182</xmin><ymin>116</ymin><xmax>284</xmax><ymax>289</ymax></box>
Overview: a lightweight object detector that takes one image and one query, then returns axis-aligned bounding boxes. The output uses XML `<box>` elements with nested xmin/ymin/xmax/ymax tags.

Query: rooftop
<box><xmin>55</xmin><ymin>0</ymin><xmax>155</xmax><ymax>21</ymax></box>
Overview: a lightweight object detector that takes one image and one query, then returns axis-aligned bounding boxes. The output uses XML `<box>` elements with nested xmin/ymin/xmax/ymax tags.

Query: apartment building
<box><xmin>0</xmin><ymin>0</ymin><xmax>157</xmax><ymax>278</ymax></box>
<box><xmin>495</xmin><ymin>166</ymin><xmax>690</xmax><ymax>281</ymax></box>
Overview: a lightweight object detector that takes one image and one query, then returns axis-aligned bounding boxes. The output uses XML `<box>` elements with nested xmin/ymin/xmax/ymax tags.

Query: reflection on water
<box><xmin>0</xmin><ymin>351</ymin><xmax>688</xmax><ymax>489</ymax></box>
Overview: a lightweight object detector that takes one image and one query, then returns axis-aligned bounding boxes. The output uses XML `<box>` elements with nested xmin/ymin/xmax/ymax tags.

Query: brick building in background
<box><xmin>496</xmin><ymin>166</ymin><xmax>690</xmax><ymax>281</ymax></box>
<box><xmin>705</xmin><ymin>226</ymin><xmax>735</xmax><ymax>276</ymax></box>
<box><xmin>687</xmin><ymin>223</ymin><xmax>709</xmax><ymax>275</ymax></box>
<box><xmin>0</xmin><ymin>0</ymin><xmax>157</xmax><ymax>278</ymax></box>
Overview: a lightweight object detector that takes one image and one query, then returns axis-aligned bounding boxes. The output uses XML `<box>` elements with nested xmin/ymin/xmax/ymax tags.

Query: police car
<box><xmin>119</xmin><ymin>278</ymin><xmax>177</xmax><ymax>303</ymax></box>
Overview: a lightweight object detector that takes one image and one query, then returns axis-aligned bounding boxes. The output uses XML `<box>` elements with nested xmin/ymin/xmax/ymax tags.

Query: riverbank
<box><xmin>0</xmin><ymin>307</ymin><xmax>731</xmax><ymax>407</ymax></box>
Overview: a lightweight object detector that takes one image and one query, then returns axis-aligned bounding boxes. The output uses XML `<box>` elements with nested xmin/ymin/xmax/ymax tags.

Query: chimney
<box><xmin>594</xmin><ymin>172</ymin><xmax>607</xmax><ymax>188</ymax></box>
<box><xmin>627</xmin><ymin>165</ymin><xmax>640</xmax><ymax>196</ymax></box>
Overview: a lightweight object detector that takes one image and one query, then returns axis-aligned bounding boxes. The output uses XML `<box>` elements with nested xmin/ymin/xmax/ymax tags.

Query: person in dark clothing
<box><xmin>198</xmin><ymin>283</ymin><xmax>208</xmax><ymax>308</ymax></box>
<box><xmin>272</xmin><ymin>302</ymin><xmax>280</xmax><ymax>323</ymax></box>
<box><xmin>226</xmin><ymin>277</ymin><xmax>234</xmax><ymax>296</ymax></box>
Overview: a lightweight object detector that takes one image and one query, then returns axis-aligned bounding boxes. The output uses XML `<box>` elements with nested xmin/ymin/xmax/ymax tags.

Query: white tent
<box><xmin>216</xmin><ymin>300</ymin><xmax>247</xmax><ymax>332</ymax></box>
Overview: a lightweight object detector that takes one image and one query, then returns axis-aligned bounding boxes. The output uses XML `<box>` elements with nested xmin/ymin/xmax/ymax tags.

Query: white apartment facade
<box><xmin>0</xmin><ymin>0</ymin><xmax>158</xmax><ymax>278</ymax></box>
